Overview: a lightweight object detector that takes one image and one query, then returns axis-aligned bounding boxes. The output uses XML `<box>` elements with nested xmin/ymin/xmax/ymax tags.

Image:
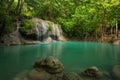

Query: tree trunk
<box><xmin>101</xmin><ymin>26</ymin><xmax>104</xmax><ymax>42</ymax></box>
<box><xmin>15</xmin><ymin>0</ymin><xmax>20</xmax><ymax>15</ymax></box>
<box><xmin>115</xmin><ymin>19</ymin><xmax>118</xmax><ymax>37</ymax></box>
<box><xmin>111</xmin><ymin>26</ymin><xmax>113</xmax><ymax>35</ymax></box>
<box><xmin>7</xmin><ymin>0</ymin><xmax>14</xmax><ymax>14</ymax></box>
<box><xmin>0</xmin><ymin>20</ymin><xmax>6</xmax><ymax>37</ymax></box>
<box><xmin>18</xmin><ymin>0</ymin><xmax>24</xmax><ymax>15</ymax></box>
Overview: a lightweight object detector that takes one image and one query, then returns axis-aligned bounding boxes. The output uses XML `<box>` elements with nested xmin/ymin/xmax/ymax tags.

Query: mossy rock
<box><xmin>34</xmin><ymin>56</ymin><xmax>64</xmax><ymax>74</ymax></box>
<box><xmin>63</xmin><ymin>72</ymin><xmax>83</xmax><ymax>80</ymax></box>
<box><xmin>80</xmin><ymin>66</ymin><xmax>104</xmax><ymax>79</ymax></box>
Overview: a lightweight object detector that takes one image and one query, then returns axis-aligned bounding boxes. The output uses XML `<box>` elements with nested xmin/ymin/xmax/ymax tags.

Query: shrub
<box><xmin>48</xmin><ymin>23</ymin><xmax>53</xmax><ymax>31</ymax></box>
<box><xmin>21</xmin><ymin>20</ymin><xmax>35</xmax><ymax>33</ymax></box>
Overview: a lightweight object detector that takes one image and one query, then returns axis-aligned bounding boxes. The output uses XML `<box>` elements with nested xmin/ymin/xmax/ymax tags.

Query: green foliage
<box><xmin>0</xmin><ymin>0</ymin><xmax>120</xmax><ymax>40</ymax></box>
<box><xmin>5</xmin><ymin>16</ymin><xmax>15</xmax><ymax>33</ymax></box>
<box><xmin>48</xmin><ymin>23</ymin><xmax>53</xmax><ymax>31</ymax></box>
<box><xmin>21</xmin><ymin>20</ymin><xmax>34</xmax><ymax>33</ymax></box>
<box><xmin>0</xmin><ymin>3</ymin><xmax>15</xmax><ymax>34</ymax></box>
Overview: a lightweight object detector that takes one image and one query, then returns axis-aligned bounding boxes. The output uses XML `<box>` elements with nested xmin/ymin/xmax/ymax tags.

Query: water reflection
<box><xmin>0</xmin><ymin>42</ymin><xmax>120</xmax><ymax>80</ymax></box>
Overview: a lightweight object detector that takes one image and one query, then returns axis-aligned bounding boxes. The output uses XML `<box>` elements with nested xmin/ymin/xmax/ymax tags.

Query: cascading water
<box><xmin>16</xmin><ymin>20</ymin><xmax>20</xmax><ymax>32</ymax></box>
<box><xmin>52</xmin><ymin>24</ymin><xmax>56</xmax><ymax>40</ymax></box>
<box><xmin>30</xmin><ymin>18</ymin><xmax>65</xmax><ymax>42</ymax></box>
<box><xmin>52</xmin><ymin>24</ymin><xmax>61</xmax><ymax>40</ymax></box>
<box><xmin>56</xmin><ymin>24</ymin><xmax>60</xmax><ymax>37</ymax></box>
<box><xmin>41</xmin><ymin>21</ymin><xmax>48</xmax><ymax>42</ymax></box>
<box><xmin>35</xmin><ymin>24</ymin><xmax>40</xmax><ymax>40</ymax></box>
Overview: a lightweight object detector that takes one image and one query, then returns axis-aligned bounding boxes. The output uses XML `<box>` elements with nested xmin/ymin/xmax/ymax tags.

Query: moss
<box><xmin>48</xmin><ymin>23</ymin><xmax>53</xmax><ymax>31</ymax></box>
<box><xmin>21</xmin><ymin>20</ymin><xmax>34</xmax><ymax>33</ymax></box>
<box><xmin>58</xmin><ymin>24</ymin><xmax>61</xmax><ymax>28</ymax></box>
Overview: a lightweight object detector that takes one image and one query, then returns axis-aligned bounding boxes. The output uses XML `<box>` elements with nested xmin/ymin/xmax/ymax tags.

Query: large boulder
<box><xmin>34</xmin><ymin>56</ymin><xmax>64</xmax><ymax>74</ymax></box>
<box><xmin>113</xmin><ymin>65</ymin><xmax>120</xmax><ymax>80</ymax></box>
<box><xmin>81</xmin><ymin>66</ymin><xmax>104</xmax><ymax>79</ymax></box>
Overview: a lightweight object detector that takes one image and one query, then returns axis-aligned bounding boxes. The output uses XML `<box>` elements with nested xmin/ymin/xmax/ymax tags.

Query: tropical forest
<box><xmin>0</xmin><ymin>0</ymin><xmax>120</xmax><ymax>80</ymax></box>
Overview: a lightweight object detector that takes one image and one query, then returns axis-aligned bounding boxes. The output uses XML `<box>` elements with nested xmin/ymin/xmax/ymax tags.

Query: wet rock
<box><xmin>113</xmin><ymin>39</ymin><xmax>120</xmax><ymax>45</ymax></box>
<box><xmin>22</xmin><ymin>39</ymin><xmax>40</xmax><ymax>45</ymax></box>
<box><xmin>4</xmin><ymin>32</ymin><xmax>21</xmax><ymax>45</ymax></box>
<box><xmin>13</xmin><ymin>70</ymin><xmax>28</xmax><ymax>80</ymax></box>
<box><xmin>28</xmin><ymin>69</ymin><xmax>51</xmax><ymax>80</ymax></box>
<box><xmin>46</xmin><ymin>37</ymin><xmax>53</xmax><ymax>43</ymax></box>
<box><xmin>110</xmin><ymin>35</ymin><xmax>120</xmax><ymax>45</ymax></box>
<box><xmin>63</xmin><ymin>72</ymin><xmax>83</xmax><ymax>80</ymax></box>
<box><xmin>34</xmin><ymin>56</ymin><xmax>64</xmax><ymax>74</ymax></box>
<box><xmin>113</xmin><ymin>65</ymin><xmax>120</xmax><ymax>80</ymax></box>
<box><xmin>49</xmin><ymin>73</ymin><xmax>63</xmax><ymax>80</ymax></box>
<box><xmin>58</xmin><ymin>36</ymin><xmax>66</xmax><ymax>41</ymax></box>
<box><xmin>81</xmin><ymin>66</ymin><xmax>103</xmax><ymax>79</ymax></box>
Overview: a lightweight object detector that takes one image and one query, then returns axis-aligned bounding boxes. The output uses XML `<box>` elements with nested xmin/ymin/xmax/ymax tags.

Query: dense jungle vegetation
<box><xmin>0</xmin><ymin>0</ymin><xmax>120</xmax><ymax>41</ymax></box>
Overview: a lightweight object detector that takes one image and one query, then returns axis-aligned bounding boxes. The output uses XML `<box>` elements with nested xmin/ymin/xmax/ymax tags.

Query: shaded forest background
<box><xmin>0</xmin><ymin>0</ymin><xmax>120</xmax><ymax>42</ymax></box>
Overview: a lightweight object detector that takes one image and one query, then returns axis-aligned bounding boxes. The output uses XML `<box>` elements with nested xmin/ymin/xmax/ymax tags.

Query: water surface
<box><xmin>0</xmin><ymin>42</ymin><xmax>120</xmax><ymax>80</ymax></box>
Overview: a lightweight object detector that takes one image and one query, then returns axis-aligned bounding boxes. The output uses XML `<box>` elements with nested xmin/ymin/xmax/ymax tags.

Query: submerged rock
<box><xmin>63</xmin><ymin>72</ymin><xmax>83</xmax><ymax>80</ymax></box>
<box><xmin>14</xmin><ymin>58</ymin><xmax>111</xmax><ymax>80</ymax></box>
<box><xmin>13</xmin><ymin>70</ymin><xmax>28</xmax><ymax>80</ymax></box>
<box><xmin>34</xmin><ymin>56</ymin><xmax>64</xmax><ymax>74</ymax></box>
<box><xmin>81</xmin><ymin>66</ymin><xmax>104</xmax><ymax>79</ymax></box>
<box><xmin>28</xmin><ymin>69</ymin><xmax>51</xmax><ymax>80</ymax></box>
<box><xmin>113</xmin><ymin>65</ymin><xmax>120</xmax><ymax>80</ymax></box>
<box><xmin>50</xmin><ymin>73</ymin><xmax>63</xmax><ymax>80</ymax></box>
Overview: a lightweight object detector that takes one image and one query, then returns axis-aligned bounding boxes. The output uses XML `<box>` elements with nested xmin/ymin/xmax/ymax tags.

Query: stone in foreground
<box><xmin>34</xmin><ymin>56</ymin><xmax>64</xmax><ymax>74</ymax></box>
<box><xmin>63</xmin><ymin>72</ymin><xmax>83</xmax><ymax>80</ymax></box>
<box><xmin>81</xmin><ymin>66</ymin><xmax>104</xmax><ymax>79</ymax></box>
<box><xmin>28</xmin><ymin>69</ymin><xmax>51</xmax><ymax>80</ymax></box>
<box><xmin>113</xmin><ymin>65</ymin><xmax>120</xmax><ymax>80</ymax></box>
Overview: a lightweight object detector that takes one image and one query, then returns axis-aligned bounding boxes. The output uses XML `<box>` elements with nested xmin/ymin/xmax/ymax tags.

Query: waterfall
<box><xmin>34</xmin><ymin>19</ymin><xmax>49</xmax><ymax>42</ymax></box>
<box><xmin>52</xmin><ymin>24</ymin><xmax>56</xmax><ymax>40</ymax></box>
<box><xmin>41</xmin><ymin>21</ymin><xmax>48</xmax><ymax>42</ymax></box>
<box><xmin>16</xmin><ymin>21</ymin><xmax>20</xmax><ymax>32</ymax></box>
<box><xmin>52</xmin><ymin>24</ymin><xmax>61</xmax><ymax>40</ymax></box>
<box><xmin>31</xmin><ymin>18</ymin><xmax>65</xmax><ymax>42</ymax></box>
<box><xmin>35</xmin><ymin>24</ymin><xmax>40</xmax><ymax>40</ymax></box>
<box><xmin>56</xmin><ymin>25</ymin><xmax>60</xmax><ymax>37</ymax></box>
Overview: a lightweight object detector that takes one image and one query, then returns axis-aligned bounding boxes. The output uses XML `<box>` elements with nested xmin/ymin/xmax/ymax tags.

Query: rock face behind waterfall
<box><xmin>20</xmin><ymin>18</ymin><xmax>66</xmax><ymax>42</ymax></box>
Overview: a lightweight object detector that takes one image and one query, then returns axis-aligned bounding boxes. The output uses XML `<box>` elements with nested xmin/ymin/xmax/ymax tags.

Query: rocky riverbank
<box><xmin>66</xmin><ymin>33</ymin><xmax>120</xmax><ymax>45</ymax></box>
<box><xmin>13</xmin><ymin>56</ymin><xmax>120</xmax><ymax>80</ymax></box>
